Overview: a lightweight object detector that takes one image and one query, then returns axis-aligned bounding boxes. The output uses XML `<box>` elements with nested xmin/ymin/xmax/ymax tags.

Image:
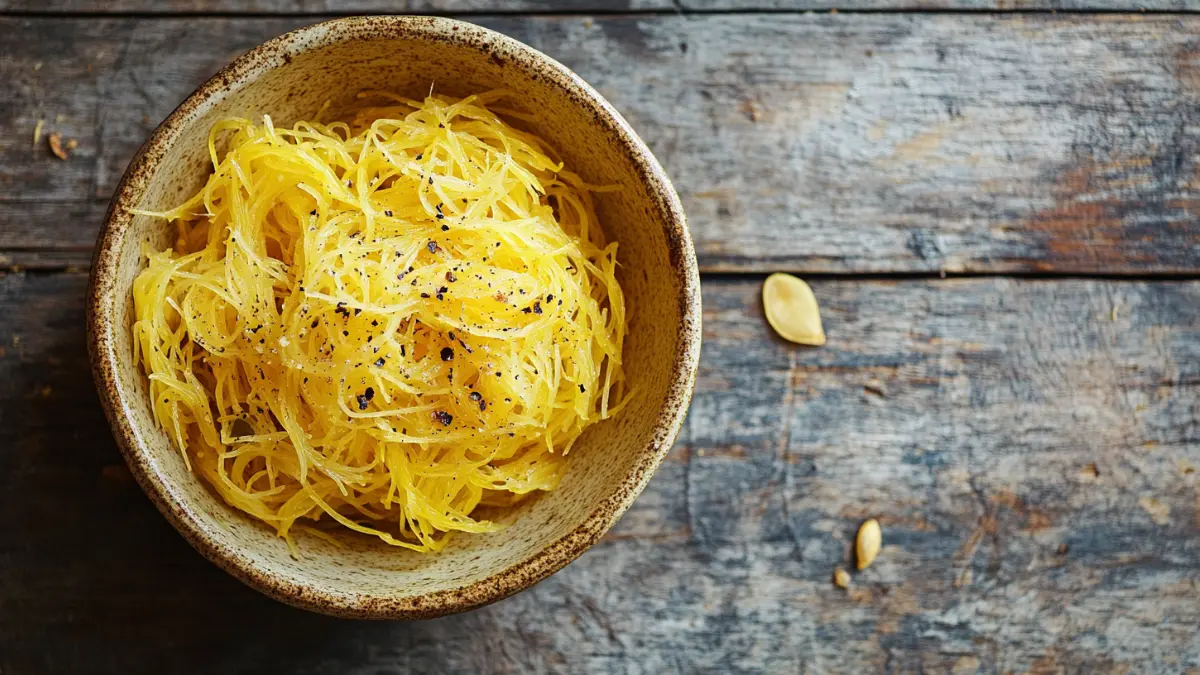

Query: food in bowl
<box><xmin>130</xmin><ymin>90</ymin><xmax>629</xmax><ymax>553</ymax></box>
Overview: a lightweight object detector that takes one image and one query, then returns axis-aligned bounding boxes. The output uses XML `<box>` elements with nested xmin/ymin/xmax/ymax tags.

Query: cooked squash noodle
<box><xmin>131</xmin><ymin>91</ymin><xmax>628</xmax><ymax>553</ymax></box>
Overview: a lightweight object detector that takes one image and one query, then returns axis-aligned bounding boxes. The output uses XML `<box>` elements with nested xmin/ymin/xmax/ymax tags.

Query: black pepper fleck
<box><xmin>469</xmin><ymin>391</ymin><xmax>487</xmax><ymax>411</ymax></box>
<box><xmin>356</xmin><ymin>387</ymin><xmax>375</xmax><ymax>410</ymax></box>
<box><xmin>433</xmin><ymin>410</ymin><xmax>453</xmax><ymax>426</ymax></box>
<box><xmin>441</xmin><ymin>347</ymin><xmax>454</xmax><ymax>361</ymax></box>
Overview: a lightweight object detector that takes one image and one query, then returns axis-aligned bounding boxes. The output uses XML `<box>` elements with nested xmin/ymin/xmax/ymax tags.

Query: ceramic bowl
<box><xmin>87</xmin><ymin>16</ymin><xmax>701</xmax><ymax>619</ymax></box>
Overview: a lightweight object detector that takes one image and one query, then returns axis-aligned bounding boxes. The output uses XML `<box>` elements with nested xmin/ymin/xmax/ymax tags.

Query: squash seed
<box><xmin>855</xmin><ymin>518</ymin><xmax>881</xmax><ymax>570</ymax></box>
<box><xmin>833</xmin><ymin>567</ymin><xmax>851</xmax><ymax>589</ymax></box>
<box><xmin>763</xmin><ymin>273</ymin><xmax>825</xmax><ymax>345</ymax></box>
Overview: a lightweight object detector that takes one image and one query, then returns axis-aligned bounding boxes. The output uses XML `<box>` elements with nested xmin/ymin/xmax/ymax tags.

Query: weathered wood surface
<box><xmin>686</xmin><ymin>0</ymin><xmax>1200</xmax><ymax>9</ymax></box>
<box><xmin>4</xmin><ymin>0</ymin><xmax>1199</xmax><ymax>14</ymax></box>
<box><xmin>3</xmin><ymin>6</ymin><xmax>1200</xmax><ymax>673</ymax></box>
<box><xmin>2</xmin><ymin>271</ymin><xmax>1198</xmax><ymax>673</ymax></box>
<box><xmin>0</xmin><ymin>0</ymin><xmax>676</xmax><ymax>13</ymax></box>
<box><xmin>4</xmin><ymin>15</ymin><xmax>1200</xmax><ymax>274</ymax></box>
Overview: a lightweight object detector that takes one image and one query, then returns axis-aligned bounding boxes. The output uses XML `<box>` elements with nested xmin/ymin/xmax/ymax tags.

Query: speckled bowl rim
<box><xmin>86</xmin><ymin>15</ymin><xmax>701</xmax><ymax>619</ymax></box>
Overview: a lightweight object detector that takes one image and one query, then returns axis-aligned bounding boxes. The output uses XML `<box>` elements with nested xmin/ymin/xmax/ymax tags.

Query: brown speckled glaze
<box><xmin>86</xmin><ymin>16</ymin><xmax>701</xmax><ymax>619</ymax></box>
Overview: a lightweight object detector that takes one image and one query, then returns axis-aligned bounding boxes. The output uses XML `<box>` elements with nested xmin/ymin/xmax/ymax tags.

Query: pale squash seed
<box><xmin>763</xmin><ymin>273</ymin><xmax>825</xmax><ymax>345</ymax></box>
<box><xmin>856</xmin><ymin>518</ymin><xmax>882</xmax><ymax>570</ymax></box>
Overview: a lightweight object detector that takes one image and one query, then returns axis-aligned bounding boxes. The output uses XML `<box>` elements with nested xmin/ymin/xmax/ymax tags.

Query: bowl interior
<box><xmin>92</xmin><ymin>17</ymin><xmax>697</xmax><ymax>617</ymax></box>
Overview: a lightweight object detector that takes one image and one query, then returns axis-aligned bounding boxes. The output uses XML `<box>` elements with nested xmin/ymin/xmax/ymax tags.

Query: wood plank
<box><xmin>1</xmin><ymin>0</ymin><xmax>1195</xmax><ymax>13</ymax></box>
<box><xmin>685</xmin><ymin>0</ymin><xmax>1200</xmax><ymax>9</ymax></box>
<box><xmin>3</xmin><ymin>15</ymin><xmax>1200</xmax><ymax>274</ymax></box>
<box><xmin>3</xmin><ymin>272</ymin><xmax>1197</xmax><ymax>672</ymax></box>
<box><xmin>0</xmin><ymin>201</ymin><xmax>105</xmax><ymax>270</ymax></box>
<box><xmin>0</xmin><ymin>0</ymin><xmax>675</xmax><ymax>12</ymax></box>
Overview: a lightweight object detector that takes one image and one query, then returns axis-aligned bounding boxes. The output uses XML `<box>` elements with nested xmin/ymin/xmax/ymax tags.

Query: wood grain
<box><xmin>3</xmin><ymin>15</ymin><xmax>1200</xmax><ymax>274</ymax></box>
<box><xmin>686</xmin><ymin>0</ymin><xmax>1200</xmax><ymax>9</ymax></box>
<box><xmin>1</xmin><ymin>0</ymin><xmax>1196</xmax><ymax>14</ymax></box>
<box><xmin>3</xmin><ymin>271</ymin><xmax>1197</xmax><ymax>673</ymax></box>
<box><xmin>0</xmin><ymin>0</ymin><xmax>675</xmax><ymax>12</ymax></box>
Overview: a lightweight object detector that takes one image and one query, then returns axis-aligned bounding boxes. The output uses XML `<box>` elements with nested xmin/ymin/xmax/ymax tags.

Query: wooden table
<box><xmin>2</xmin><ymin>2</ymin><xmax>1199</xmax><ymax>672</ymax></box>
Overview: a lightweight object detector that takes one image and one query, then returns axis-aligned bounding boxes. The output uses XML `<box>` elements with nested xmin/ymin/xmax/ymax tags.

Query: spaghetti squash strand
<box><xmin>131</xmin><ymin>91</ymin><xmax>628</xmax><ymax>552</ymax></box>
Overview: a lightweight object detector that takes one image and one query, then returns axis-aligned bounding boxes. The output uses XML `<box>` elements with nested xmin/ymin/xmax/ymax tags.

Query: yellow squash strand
<box><xmin>131</xmin><ymin>91</ymin><xmax>628</xmax><ymax>552</ymax></box>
